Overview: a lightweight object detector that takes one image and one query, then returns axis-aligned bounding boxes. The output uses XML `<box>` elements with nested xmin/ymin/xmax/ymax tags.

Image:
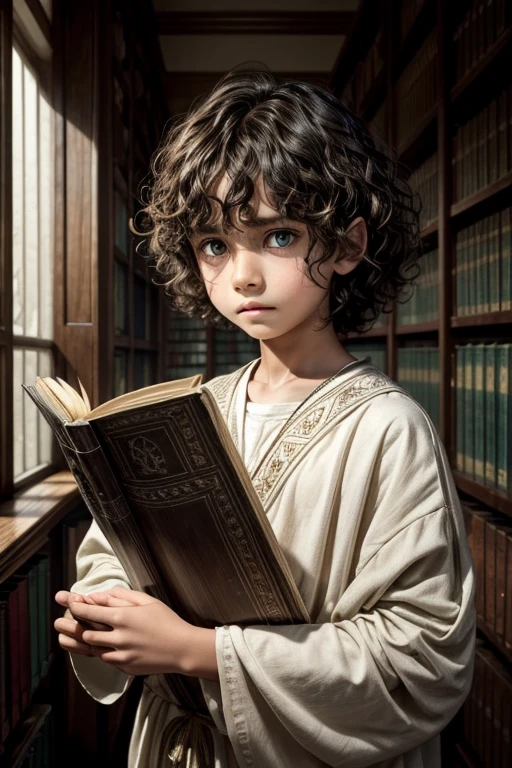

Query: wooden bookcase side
<box><xmin>330</xmin><ymin>1</ymin><xmax>512</xmax><ymax>765</ymax></box>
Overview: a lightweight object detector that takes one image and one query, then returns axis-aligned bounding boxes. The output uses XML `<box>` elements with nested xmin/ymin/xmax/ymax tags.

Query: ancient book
<box><xmin>23</xmin><ymin>375</ymin><xmax>309</xmax><ymax>631</ymax></box>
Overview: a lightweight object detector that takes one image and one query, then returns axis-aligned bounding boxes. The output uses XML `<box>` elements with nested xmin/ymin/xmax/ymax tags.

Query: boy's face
<box><xmin>189</xmin><ymin>174</ymin><xmax>364</xmax><ymax>342</ymax></box>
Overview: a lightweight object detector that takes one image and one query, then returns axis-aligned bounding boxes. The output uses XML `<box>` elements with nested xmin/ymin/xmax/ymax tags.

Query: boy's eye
<box><xmin>202</xmin><ymin>239</ymin><xmax>227</xmax><ymax>257</ymax></box>
<box><xmin>267</xmin><ymin>230</ymin><xmax>295</xmax><ymax>248</ymax></box>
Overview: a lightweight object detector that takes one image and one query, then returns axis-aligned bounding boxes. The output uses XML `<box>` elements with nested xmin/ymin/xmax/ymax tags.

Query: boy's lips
<box><xmin>236</xmin><ymin>302</ymin><xmax>275</xmax><ymax>313</ymax></box>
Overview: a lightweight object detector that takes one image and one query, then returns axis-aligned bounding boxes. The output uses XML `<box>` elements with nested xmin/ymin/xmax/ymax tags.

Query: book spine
<box><xmin>18</xmin><ymin>577</ymin><xmax>30</xmax><ymax>712</ymax></box>
<box><xmin>464</xmin><ymin>343</ymin><xmax>475</xmax><ymax>478</ymax></box>
<box><xmin>484</xmin><ymin>519</ymin><xmax>497</xmax><ymax>632</ymax></box>
<box><xmin>9</xmin><ymin>586</ymin><xmax>21</xmax><ymax>728</ymax></box>
<box><xmin>497</xmin><ymin>345</ymin><xmax>510</xmax><ymax>493</ymax></box>
<box><xmin>28</xmin><ymin>562</ymin><xmax>40</xmax><ymax>695</ymax></box>
<box><xmin>472</xmin><ymin>511</ymin><xmax>486</xmax><ymax>622</ymax></box>
<box><xmin>39</xmin><ymin>556</ymin><xmax>49</xmax><ymax>680</ymax></box>
<box><xmin>63</xmin><ymin>421</ymin><xmax>154</xmax><ymax>595</ymax></box>
<box><xmin>485</xmin><ymin>343</ymin><xmax>497</xmax><ymax>488</ymax></box>
<box><xmin>501</xmin><ymin>206</ymin><xmax>511</xmax><ymax>311</ymax></box>
<box><xmin>474</xmin><ymin>343</ymin><xmax>485</xmax><ymax>484</ymax></box>
<box><xmin>490</xmin><ymin>213</ymin><xmax>500</xmax><ymax>312</ymax></box>
<box><xmin>0</xmin><ymin>601</ymin><xmax>9</xmax><ymax>742</ymax></box>
<box><xmin>506</xmin><ymin>531</ymin><xmax>512</xmax><ymax>654</ymax></box>
<box><xmin>456</xmin><ymin>346</ymin><xmax>464</xmax><ymax>472</ymax></box>
<box><xmin>495</xmin><ymin>526</ymin><xmax>507</xmax><ymax>639</ymax></box>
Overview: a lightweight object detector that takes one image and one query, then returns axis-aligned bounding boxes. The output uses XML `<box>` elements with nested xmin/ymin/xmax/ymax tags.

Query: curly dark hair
<box><xmin>138</xmin><ymin>70</ymin><xmax>421</xmax><ymax>336</ymax></box>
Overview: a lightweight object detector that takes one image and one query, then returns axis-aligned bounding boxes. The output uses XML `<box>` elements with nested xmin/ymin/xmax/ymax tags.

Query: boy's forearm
<box><xmin>185</xmin><ymin>627</ymin><xmax>219</xmax><ymax>681</ymax></box>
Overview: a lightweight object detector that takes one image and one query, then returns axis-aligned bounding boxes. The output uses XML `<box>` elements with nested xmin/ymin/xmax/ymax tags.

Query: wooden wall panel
<box><xmin>53</xmin><ymin>0</ymin><xmax>101</xmax><ymax>406</ymax></box>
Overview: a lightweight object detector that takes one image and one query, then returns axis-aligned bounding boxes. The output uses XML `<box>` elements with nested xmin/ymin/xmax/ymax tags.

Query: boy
<box><xmin>55</xmin><ymin>71</ymin><xmax>475</xmax><ymax>768</ymax></box>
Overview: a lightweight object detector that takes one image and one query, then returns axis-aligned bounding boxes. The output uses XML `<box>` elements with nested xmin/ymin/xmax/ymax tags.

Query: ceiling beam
<box><xmin>156</xmin><ymin>11</ymin><xmax>355</xmax><ymax>36</ymax></box>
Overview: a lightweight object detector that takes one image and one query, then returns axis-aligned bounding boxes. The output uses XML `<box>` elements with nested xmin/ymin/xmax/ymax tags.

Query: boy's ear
<box><xmin>333</xmin><ymin>217</ymin><xmax>367</xmax><ymax>276</ymax></box>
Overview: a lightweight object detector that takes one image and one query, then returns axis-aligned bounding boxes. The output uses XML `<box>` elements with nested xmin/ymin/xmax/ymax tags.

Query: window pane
<box><xmin>24</xmin><ymin>64</ymin><xmax>39</xmax><ymax>337</ymax></box>
<box><xmin>13</xmin><ymin>348</ymin><xmax>24</xmax><ymax>478</ymax></box>
<box><xmin>39</xmin><ymin>93</ymin><xmax>54</xmax><ymax>339</ymax></box>
<box><xmin>38</xmin><ymin>349</ymin><xmax>53</xmax><ymax>464</ymax></box>
<box><xmin>24</xmin><ymin>348</ymin><xmax>39</xmax><ymax>471</ymax></box>
<box><xmin>12</xmin><ymin>48</ymin><xmax>54</xmax><ymax>342</ymax></box>
<box><xmin>12</xmin><ymin>49</ymin><xmax>24</xmax><ymax>336</ymax></box>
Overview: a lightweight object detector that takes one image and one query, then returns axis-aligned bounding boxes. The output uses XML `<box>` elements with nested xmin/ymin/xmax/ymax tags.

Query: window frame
<box><xmin>1</xmin><ymin>0</ymin><xmax>60</xmax><ymax>500</ymax></box>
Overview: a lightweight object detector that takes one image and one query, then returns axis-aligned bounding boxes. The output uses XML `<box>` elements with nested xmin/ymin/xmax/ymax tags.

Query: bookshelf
<box><xmin>1</xmin><ymin>0</ymin><xmax>168</xmax><ymax>763</ymax></box>
<box><xmin>331</xmin><ymin>0</ymin><xmax>512</xmax><ymax>764</ymax></box>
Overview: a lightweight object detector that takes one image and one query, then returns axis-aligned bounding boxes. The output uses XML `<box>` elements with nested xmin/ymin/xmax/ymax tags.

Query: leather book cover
<box><xmin>24</xmin><ymin>378</ymin><xmax>310</xmax><ymax>715</ymax></box>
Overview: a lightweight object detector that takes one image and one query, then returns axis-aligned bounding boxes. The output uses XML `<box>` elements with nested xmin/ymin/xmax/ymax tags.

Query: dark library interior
<box><xmin>1</xmin><ymin>0</ymin><xmax>511</xmax><ymax>765</ymax></box>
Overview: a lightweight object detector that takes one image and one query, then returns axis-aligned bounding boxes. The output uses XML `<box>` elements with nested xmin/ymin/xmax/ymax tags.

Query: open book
<box><xmin>23</xmin><ymin>375</ymin><xmax>309</xmax><ymax>630</ymax></box>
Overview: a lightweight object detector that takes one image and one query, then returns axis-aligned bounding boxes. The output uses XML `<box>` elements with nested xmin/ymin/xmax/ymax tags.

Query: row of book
<box><xmin>352</xmin><ymin>30</ymin><xmax>384</xmax><ymax>113</ymax></box>
<box><xmin>396</xmin><ymin>29</ymin><xmax>437</xmax><ymax>147</ymax></box>
<box><xmin>453</xmin><ymin>85</ymin><xmax>512</xmax><ymax>202</ymax></box>
<box><xmin>462</xmin><ymin>640</ymin><xmax>512</xmax><ymax>767</ymax></box>
<box><xmin>212</xmin><ymin>328</ymin><xmax>260</xmax><ymax>377</ymax></box>
<box><xmin>408</xmin><ymin>153</ymin><xmax>438</xmax><ymax>229</ymax></box>
<box><xmin>397</xmin><ymin>347</ymin><xmax>440</xmax><ymax>432</ymax></box>
<box><xmin>463</xmin><ymin>504</ymin><xmax>512</xmax><ymax>652</ymax></box>
<box><xmin>397</xmin><ymin>248</ymin><xmax>439</xmax><ymax>325</ymax></box>
<box><xmin>454</xmin><ymin>207</ymin><xmax>511</xmax><ymax>315</ymax></box>
<box><xmin>455</xmin><ymin>343</ymin><xmax>512</xmax><ymax>495</ymax></box>
<box><xmin>0</xmin><ymin>554</ymin><xmax>50</xmax><ymax>745</ymax></box>
<box><xmin>343</xmin><ymin>345</ymin><xmax>386</xmax><ymax>375</ymax></box>
<box><xmin>454</xmin><ymin>0</ymin><xmax>509</xmax><ymax>85</ymax></box>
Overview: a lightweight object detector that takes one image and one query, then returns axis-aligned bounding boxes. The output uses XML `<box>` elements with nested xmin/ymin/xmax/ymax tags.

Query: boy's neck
<box><xmin>249</xmin><ymin>324</ymin><xmax>357</xmax><ymax>402</ymax></box>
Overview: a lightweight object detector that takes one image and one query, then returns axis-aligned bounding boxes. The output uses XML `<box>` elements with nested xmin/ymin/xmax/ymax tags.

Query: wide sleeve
<box><xmin>68</xmin><ymin>519</ymin><xmax>134</xmax><ymax>704</ymax></box>
<box><xmin>214</xmin><ymin>402</ymin><xmax>476</xmax><ymax>767</ymax></box>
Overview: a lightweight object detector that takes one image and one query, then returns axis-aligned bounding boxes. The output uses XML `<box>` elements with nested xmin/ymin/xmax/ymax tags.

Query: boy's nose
<box><xmin>231</xmin><ymin>251</ymin><xmax>264</xmax><ymax>291</ymax></box>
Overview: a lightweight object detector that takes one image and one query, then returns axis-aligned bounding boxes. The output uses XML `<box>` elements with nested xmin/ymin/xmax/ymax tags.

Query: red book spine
<box><xmin>17</xmin><ymin>577</ymin><xmax>31</xmax><ymax>713</ymax></box>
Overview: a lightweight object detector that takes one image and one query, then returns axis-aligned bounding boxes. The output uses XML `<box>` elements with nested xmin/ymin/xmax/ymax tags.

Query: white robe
<box><xmin>70</xmin><ymin>358</ymin><xmax>475</xmax><ymax>767</ymax></box>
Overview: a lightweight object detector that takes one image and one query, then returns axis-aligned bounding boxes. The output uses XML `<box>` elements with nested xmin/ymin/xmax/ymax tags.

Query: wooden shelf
<box><xmin>451</xmin><ymin>27</ymin><xmax>512</xmax><ymax>122</ymax></box>
<box><xmin>392</xmin><ymin>0</ymin><xmax>436</xmax><ymax>83</ymax></box>
<box><xmin>450</xmin><ymin>170</ymin><xmax>512</xmax><ymax>227</ymax></box>
<box><xmin>0</xmin><ymin>472</ymin><xmax>79</xmax><ymax>583</ymax></box>
<box><xmin>397</xmin><ymin>105</ymin><xmax>437</xmax><ymax>170</ymax></box>
<box><xmin>395</xmin><ymin>320</ymin><xmax>439</xmax><ymax>335</ymax></box>
<box><xmin>451</xmin><ymin>310</ymin><xmax>512</xmax><ymax>328</ymax></box>
<box><xmin>453</xmin><ymin>471</ymin><xmax>512</xmax><ymax>520</ymax></box>
<box><xmin>419</xmin><ymin>220</ymin><xmax>438</xmax><ymax>239</ymax></box>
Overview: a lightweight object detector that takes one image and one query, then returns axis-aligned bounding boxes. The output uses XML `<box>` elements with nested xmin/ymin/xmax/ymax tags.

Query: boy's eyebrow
<box><xmin>191</xmin><ymin>215</ymin><xmax>297</xmax><ymax>237</ymax></box>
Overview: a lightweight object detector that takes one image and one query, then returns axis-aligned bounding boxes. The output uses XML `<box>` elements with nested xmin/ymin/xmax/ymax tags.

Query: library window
<box><xmin>11</xmin><ymin>40</ymin><xmax>55</xmax><ymax>485</ymax></box>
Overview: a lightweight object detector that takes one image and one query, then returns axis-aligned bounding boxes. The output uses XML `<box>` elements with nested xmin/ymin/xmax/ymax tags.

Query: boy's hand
<box><xmin>54</xmin><ymin>591</ymin><xmax>99</xmax><ymax>657</ymax></box>
<box><xmin>64</xmin><ymin>587</ymin><xmax>213</xmax><ymax>677</ymax></box>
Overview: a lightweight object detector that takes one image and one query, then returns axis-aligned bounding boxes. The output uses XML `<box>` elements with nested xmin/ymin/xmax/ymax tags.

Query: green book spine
<box><xmin>489</xmin><ymin>213</ymin><xmax>500</xmax><ymax>312</ymax></box>
<box><xmin>464</xmin><ymin>343</ymin><xmax>475</xmax><ymax>478</ymax></box>
<box><xmin>474</xmin><ymin>343</ymin><xmax>485</xmax><ymax>485</ymax></box>
<box><xmin>28</xmin><ymin>562</ymin><xmax>40</xmax><ymax>695</ymax></box>
<box><xmin>497</xmin><ymin>345</ymin><xmax>512</xmax><ymax>495</ymax></box>
<box><xmin>501</xmin><ymin>207</ymin><xmax>511</xmax><ymax>311</ymax></box>
<box><xmin>483</xmin><ymin>216</ymin><xmax>490</xmax><ymax>314</ymax></box>
<box><xmin>485</xmin><ymin>342</ymin><xmax>497</xmax><ymax>489</ymax></box>
<box><xmin>456</xmin><ymin>346</ymin><xmax>464</xmax><ymax>471</ymax></box>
